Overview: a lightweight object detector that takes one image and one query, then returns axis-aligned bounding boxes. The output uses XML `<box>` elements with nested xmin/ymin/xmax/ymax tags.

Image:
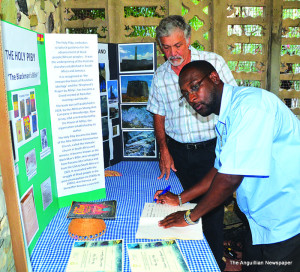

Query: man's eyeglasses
<box><xmin>179</xmin><ymin>72</ymin><xmax>211</xmax><ymax>103</ymax></box>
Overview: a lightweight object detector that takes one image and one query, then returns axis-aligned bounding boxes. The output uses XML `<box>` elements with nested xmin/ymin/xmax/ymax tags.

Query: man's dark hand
<box><xmin>158</xmin><ymin>149</ymin><xmax>177</xmax><ymax>180</ymax></box>
<box><xmin>158</xmin><ymin>211</ymin><xmax>188</xmax><ymax>228</ymax></box>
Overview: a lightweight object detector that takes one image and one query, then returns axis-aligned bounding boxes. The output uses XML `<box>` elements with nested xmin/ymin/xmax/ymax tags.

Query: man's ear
<box><xmin>187</xmin><ymin>36</ymin><xmax>191</xmax><ymax>46</ymax></box>
<box><xmin>209</xmin><ymin>71</ymin><xmax>221</xmax><ymax>85</ymax></box>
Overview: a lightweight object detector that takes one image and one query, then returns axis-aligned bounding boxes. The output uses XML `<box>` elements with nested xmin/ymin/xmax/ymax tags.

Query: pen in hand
<box><xmin>154</xmin><ymin>185</ymin><xmax>171</xmax><ymax>202</ymax></box>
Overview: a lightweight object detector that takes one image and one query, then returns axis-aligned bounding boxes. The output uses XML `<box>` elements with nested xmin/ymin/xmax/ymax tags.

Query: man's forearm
<box><xmin>189</xmin><ymin>173</ymin><xmax>243</xmax><ymax>222</ymax></box>
<box><xmin>180</xmin><ymin>167</ymin><xmax>218</xmax><ymax>203</ymax></box>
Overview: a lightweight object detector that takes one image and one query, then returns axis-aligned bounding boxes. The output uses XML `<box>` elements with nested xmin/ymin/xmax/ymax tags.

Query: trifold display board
<box><xmin>100</xmin><ymin>42</ymin><xmax>157</xmax><ymax>162</ymax></box>
<box><xmin>1</xmin><ymin>20</ymin><xmax>157</xmax><ymax>258</ymax></box>
<box><xmin>1</xmin><ymin>20</ymin><xmax>107</xmax><ymax>254</ymax></box>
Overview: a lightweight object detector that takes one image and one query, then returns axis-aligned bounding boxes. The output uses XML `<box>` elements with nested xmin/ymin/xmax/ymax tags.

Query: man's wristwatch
<box><xmin>178</xmin><ymin>194</ymin><xmax>182</xmax><ymax>206</ymax></box>
<box><xmin>184</xmin><ymin>209</ymin><xmax>200</xmax><ymax>225</ymax></box>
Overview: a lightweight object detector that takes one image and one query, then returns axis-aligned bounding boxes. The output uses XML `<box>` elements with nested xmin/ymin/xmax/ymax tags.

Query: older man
<box><xmin>155</xmin><ymin>60</ymin><xmax>300</xmax><ymax>272</ymax></box>
<box><xmin>147</xmin><ymin>15</ymin><xmax>236</xmax><ymax>270</ymax></box>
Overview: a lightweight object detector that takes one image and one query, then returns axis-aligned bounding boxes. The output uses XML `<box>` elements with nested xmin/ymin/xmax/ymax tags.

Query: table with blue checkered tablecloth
<box><xmin>30</xmin><ymin>161</ymin><xmax>220</xmax><ymax>272</ymax></box>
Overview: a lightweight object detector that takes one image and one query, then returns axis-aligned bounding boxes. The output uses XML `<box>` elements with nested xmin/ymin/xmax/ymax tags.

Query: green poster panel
<box><xmin>1</xmin><ymin>21</ymin><xmax>106</xmax><ymax>255</ymax></box>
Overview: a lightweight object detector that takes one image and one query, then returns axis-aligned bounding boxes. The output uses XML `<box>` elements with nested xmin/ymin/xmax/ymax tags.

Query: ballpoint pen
<box><xmin>154</xmin><ymin>185</ymin><xmax>171</xmax><ymax>202</ymax></box>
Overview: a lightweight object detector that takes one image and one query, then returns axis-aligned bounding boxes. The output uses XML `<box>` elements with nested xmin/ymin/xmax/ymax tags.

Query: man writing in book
<box><xmin>154</xmin><ymin>60</ymin><xmax>300</xmax><ymax>272</ymax></box>
<box><xmin>147</xmin><ymin>15</ymin><xmax>236</xmax><ymax>271</ymax></box>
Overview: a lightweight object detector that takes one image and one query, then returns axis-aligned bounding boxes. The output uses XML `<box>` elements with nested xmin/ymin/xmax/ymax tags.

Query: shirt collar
<box><xmin>218</xmin><ymin>84</ymin><xmax>234</xmax><ymax>123</ymax></box>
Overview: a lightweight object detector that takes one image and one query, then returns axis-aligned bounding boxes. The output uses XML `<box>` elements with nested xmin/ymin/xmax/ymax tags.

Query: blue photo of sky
<box><xmin>119</xmin><ymin>44</ymin><xmax>153</xmax><ymax>62</ymax></box>
<box><xmin>120</xmin><ymin>74</ymin><xmax>153</xmax><ymax>94</ymax></box>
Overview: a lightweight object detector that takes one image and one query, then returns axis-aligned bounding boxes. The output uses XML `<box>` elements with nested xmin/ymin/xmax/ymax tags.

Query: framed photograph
<box><xmin>107</xmin><ymin>80</ymin><xmax>118</xmax><ymax>104</ymax></box>
<box><xmin>118</xmin><ymin>43</ymin><xmax>154</xmax><ymax>73</ymax></box>
<box><xmin>112</xmin><ymin>125</ymin><xmax>120</xmax><ymax>137</ymax></box>
<box><xmin>102</xmin><ymin>117</ymin><xmax>109</xmax><ymax>141</ymax></box>
<box><xmin>100</xmin><ymin>94</ymin><xmax>108</xmax><ymax>117</ymax></box>
<box><xmin>120</xmin><ymin>74</ymin><xmax>153</xmax><ymax>103</ymax></box>
<box><xmin>123</xmin><ymin>130</ymin><xmax>156</xmax><ymax>158</ymax></box>
<box><xmin>121</xmin><ymin>104</ymin><xmax>153</xmax><ymax>129</ymax></box>
<box><xmin>99</xmin><ymin>63</ymin><xmax>106</xmax><ymax>92</ymax></box>
<box><xmin>109</xmin><ymin>103</ymin><xmax>119</xmax><ymax>119</ymax></box>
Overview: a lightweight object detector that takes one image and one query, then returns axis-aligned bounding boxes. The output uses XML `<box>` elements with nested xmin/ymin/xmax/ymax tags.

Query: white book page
<box><xmin>136</xmin><ymin>203</ymin><xmax>203</xmax><ymax>240</ymax></box>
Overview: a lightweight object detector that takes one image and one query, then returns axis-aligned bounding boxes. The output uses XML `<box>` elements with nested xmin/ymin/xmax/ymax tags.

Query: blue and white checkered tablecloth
<box><xmin>30</xmin><ymin>161</ymin><xmax>220</xmax><ymax>272</ymax></box>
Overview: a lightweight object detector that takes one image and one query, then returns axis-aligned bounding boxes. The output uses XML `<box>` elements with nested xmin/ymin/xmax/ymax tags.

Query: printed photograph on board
<box><xmin>99</xmin><ymin>63</ymin><xmax>106</xmax><ymax>92</ymax></box>
<box><xmin>102</xmin><ymin>117</ymin><xmax>109</xmax><ymax>141</ymax></box>
<box><xmin>123</xmin><ymin>130</ymin><xmax>156</xmax><ymax>158</ymax></box>
<box><xmin>107</xmin><ymin>80</ymin><xmax>118</xmax><ymax>104</ymax></box>
<box><xmin>25</xmin><ymin>149</ymin><xmax>37</xmax><ymax>180</ymax></box>
<box><xmin>40</xmin><ymin>128</ymin><xmax>51</xmax><ymax>160</ymax></box>
<box><xmin>109</xmin><ymin>103</ymin><xmax>119</xmax><ymax>119</ymax></box>
<box><xmin>41</xmin><ymin>177</ymin><xmax>53</xmax><ymax>210</ymax></box>
<box><xmin>120</xmin><ymin>74</ymin><xmax>153</xmax><ymax>103</ymax></box>
<box><xmin>118</xmin><ymin>43</ymin><xmax>154</xmax><ymax>73</ymax></box>
<box><xmin>121</xmin><ymin>104</ymin><xmax>153</xmax><ymax>129</ymax></box>
<box><xmin>41</xmin><ymin>128</ymin><xmax>48</xmax><ymax>149</ymax></box>
<box><xmin>100</xmin><ymin>94</ymin><xmax>108</xmax><ymax>117</ymax></box>
<box><xmin>113</xmin><ymin>125</ymin><xmax>120</xmax><ymax>137</ymax></box>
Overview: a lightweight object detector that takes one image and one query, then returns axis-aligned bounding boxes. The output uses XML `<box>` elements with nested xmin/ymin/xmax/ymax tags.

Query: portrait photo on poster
<box><xmin>118</xmin><ymin>43</ymin><xmax>155</xmax><ymax>73</ymax></box>
<box><xmin>120</xmin><ymin>74</ymin><xmax>153</xmax><ymax>103</ymax></box>
<box><xmin>40</xmin><ymin>128</ymin><xmax>51</xmax><ymax>160</ymax></box>
<box><xmin>25</xmin><ymin>149</ymin><xmax>37</xmax><ymax>180</ymax></box>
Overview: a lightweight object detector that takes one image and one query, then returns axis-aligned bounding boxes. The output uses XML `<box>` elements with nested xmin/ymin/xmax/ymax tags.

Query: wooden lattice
<box><xmin>181</xmin><ymin>0</ymin><xmax>212</xmax><ymax>51</ymax></box>
<box><xmin>59</xmin><ymin>0</ymin><xmax>300</xmax><ymax>93</ymax></box>
<box><xmin>61</xmin><ymin>0</ymin><xmax>109</xmax><ymax>42</ymax></box>
<box><xmin>212</xmin><ymin>0</ymin><xmax>271</xmax><ymax>89</ymax></box>
<box><xmin>280</xmin><ymin>0</ymin><xmax>300</xmax><ymax>91</ymax></box>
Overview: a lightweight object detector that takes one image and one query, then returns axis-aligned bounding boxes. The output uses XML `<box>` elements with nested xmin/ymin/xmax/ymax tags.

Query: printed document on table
<box><xmin>136</xmin><ymin>203</ymin><xmax>203</xmax><ymax>240</ymax></box>
<box><xmin>66</xmin><ymin>240</ymin><xmax>123</xmax><ymax>272</ymax></box>
<box><xmin>127</xmin><ymin>240</ymin><xmax>190</xmax><ymax>272</ymax></box>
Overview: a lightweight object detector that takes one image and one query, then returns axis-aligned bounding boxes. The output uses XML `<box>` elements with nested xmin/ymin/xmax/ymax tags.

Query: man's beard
<box><xmin>192</xmin><ymin>89</ymin><xmax>218</xmax><ymax>117</ymax></box>
<box><xmin>168</xmin><ymin>56</ymin><xmax>184</xmax><ymax>67</ymax></box>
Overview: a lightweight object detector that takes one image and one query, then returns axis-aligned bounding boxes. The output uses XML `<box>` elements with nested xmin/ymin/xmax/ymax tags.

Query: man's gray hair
<box><xmin>156</xmin><ymin>15</ymin><xmax>191</xmax><ymax>45</ymax></box>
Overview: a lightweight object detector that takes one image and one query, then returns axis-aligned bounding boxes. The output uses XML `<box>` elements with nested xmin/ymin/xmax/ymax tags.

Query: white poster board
<box><xmin>1</xmin><ymin>21</ymin><xmax>41</xmax><ymax>90</ymax></box>
<box><xmin>45</xmin><ymin>33</ymin><xmax>105</xmax><ymax>197</ymax></box>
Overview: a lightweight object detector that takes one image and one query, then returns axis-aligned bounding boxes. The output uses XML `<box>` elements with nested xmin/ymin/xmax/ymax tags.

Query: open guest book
<box><xmin>136</xmin><ymin>203</ymin><xmax>203</xmax><ymax>240</ymax></box>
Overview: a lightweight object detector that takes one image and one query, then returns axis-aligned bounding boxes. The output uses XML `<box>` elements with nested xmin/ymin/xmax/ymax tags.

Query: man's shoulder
<box><xmin>153</xmin><ymin>61</ymin><xmax>170</xmax><ymax>79</ymax></box>
<box><xmin>191</xmin><ymin>47</ymin><xmax>224</xmax><ymax>61</ymax></box>
<box><xmin>231</xmin><ymin>86</ymin><xmax>269</xmax><ymax>111</ymax></box>
<box><xmin>190</xmin><ymin>46</ymin><xmax>221</xmax><ymax>57</ymax></box>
